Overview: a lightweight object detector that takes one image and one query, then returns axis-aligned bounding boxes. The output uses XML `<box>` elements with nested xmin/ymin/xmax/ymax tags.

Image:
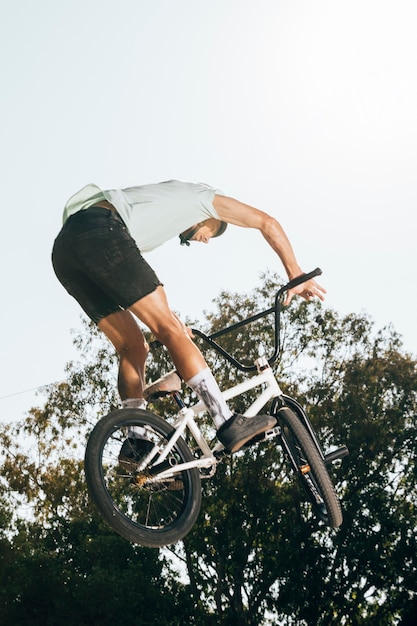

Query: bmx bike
<box><xmin>84</xmin><ymin>268</ymin><xmax>348</xmax><ymax>548</ymax></box>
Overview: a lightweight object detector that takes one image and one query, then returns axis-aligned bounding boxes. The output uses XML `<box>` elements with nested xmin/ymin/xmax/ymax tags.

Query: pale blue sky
<box><xmin>1</xmin><ymin>0</ymin><xmax>416</xmax><ymax>421</ymax></box>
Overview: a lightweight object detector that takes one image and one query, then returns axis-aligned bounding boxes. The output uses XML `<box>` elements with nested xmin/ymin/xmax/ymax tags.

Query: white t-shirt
<box><xmin>63</xmin><ymin>180</ymin><xmax>223</xmax><ymax>253</ymax></box>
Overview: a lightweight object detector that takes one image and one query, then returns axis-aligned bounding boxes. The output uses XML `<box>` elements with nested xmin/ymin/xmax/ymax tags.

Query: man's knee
<box><xmin>152</xmin><ymin>316</ymin><xmax>188</xmax><ymax>346</ymax></box>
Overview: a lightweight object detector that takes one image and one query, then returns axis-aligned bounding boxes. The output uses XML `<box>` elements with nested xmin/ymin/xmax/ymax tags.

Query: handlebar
<box><xmin>281</xmin><ymin>267</ymin><xmax>322</xmax><ymax>293</ymax></box>
<box><xmin>191</xmin><ymin>268</ymin><xmax>323</xmax><ymax>372</ymax></box>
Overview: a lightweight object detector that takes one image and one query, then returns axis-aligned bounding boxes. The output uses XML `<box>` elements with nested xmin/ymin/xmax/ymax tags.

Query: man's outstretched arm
<box><xmin>213</xmin><ymin>194</ymin><xmax>326</xmax><ymax>305</ymax></box>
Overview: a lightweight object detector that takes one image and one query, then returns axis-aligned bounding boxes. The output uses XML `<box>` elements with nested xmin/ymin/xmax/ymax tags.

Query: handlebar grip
<box><xmin>284</xmin><ymin>267</ymin><xmax>322</xmax><ymax>292</ymax></box>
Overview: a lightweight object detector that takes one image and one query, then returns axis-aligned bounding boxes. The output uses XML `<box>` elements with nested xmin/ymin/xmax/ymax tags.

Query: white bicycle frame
<box><xmin>141</xmin><ymin>354</ymin><xmax>284</xmax><ymax>482</ymax></box>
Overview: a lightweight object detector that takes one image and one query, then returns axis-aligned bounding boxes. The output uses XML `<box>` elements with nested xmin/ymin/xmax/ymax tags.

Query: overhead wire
<box><xmin>0</xmin><ymin>382</ymin><xmax>58</xmax><ymax>401</ymax></box>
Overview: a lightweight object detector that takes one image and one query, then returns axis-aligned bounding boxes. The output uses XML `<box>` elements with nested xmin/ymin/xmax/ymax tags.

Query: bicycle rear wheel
<box><xmin>274</xmin><ymin>406</ymin><xmax>343</xmax><ymax>528</ymax></box>
<box><xmin>84</xmin><ymin>408</ymin><xmax>202</xmax><ymax>547</ymax></box>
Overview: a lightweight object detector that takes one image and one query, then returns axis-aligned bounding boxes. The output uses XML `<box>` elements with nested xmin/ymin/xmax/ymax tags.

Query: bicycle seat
<box><xmin>144</xmin><ymin>370</ymin><xmax>182</xmax><ymax>401</ymax></box>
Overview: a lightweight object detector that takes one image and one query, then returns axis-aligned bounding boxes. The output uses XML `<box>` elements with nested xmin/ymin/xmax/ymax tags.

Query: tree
<box><xmin>168</xmin><ymin>274</ymin><xmax>417</xmax><ymax>625</ymax></box>
<box><xmin>0</xmin><ymin>322</ymin><xmax>203</xmax><ymax>625</ymax></box>
<box><xmin>1</xmin><ymin>273</ymin><xmax>416</xmax><ymax>624</ymax></box>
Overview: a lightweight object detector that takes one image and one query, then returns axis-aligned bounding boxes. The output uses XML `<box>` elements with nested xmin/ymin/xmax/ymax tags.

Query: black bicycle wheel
<box><xmin>84</xmin><ymin>408</ymin><xmax>202</xmax><ymax>548</ymax></box>
<box><xmin>274</xmin><ymin>406</ymin><xmax>343</xmax><ymax>528</ymax></box>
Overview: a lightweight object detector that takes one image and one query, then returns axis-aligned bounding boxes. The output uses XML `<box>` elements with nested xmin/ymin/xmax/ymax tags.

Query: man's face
<box><xmin>181</xmin><ymin>218</ymin><xmax>221</xmax><ymax>245</ymax></box>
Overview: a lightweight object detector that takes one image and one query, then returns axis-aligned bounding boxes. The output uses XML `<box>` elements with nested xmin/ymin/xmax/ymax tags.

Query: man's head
<box><xmin>179</xmin><ymin>218</ymin><xmax>227</xmax><ymax>246</ymax></box>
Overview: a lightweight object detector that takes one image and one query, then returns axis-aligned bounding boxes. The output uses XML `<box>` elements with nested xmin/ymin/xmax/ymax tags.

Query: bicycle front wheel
<box><xmin>84</xmin><ymin>408</ymin><xmax>202</xmax><ymax>548</ymax></box>
<box><xmin>275</xmin><ymin>406</ymin><xmax>343</xmax><ymax>528</ymax></box>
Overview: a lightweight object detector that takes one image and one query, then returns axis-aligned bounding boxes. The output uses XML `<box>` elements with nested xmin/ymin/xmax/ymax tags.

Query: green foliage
<box><xmin>0</xmin><ymin>275</ymin><xmax>416</xmax><ymax>624</ymax></box>
<box><xmin>171</xmin><ymin>275</ymin><xmax>417</xmax><ymax>625</ymax></box>
<box><xmin>0</xmin><ymin>516</ymin><xmax>197</xmax><ymax>625</ymax></box>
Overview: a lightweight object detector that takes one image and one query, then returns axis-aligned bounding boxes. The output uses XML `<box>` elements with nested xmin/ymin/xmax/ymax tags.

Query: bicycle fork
<box><xmin>248</xmin><ymin>356</ymin><xmax>348</xmax><ymax>466</ymax></box>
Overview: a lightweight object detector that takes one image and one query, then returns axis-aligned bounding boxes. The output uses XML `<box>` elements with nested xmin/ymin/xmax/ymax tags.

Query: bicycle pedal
<box><xmin>213</xmin><ymin>448</ymin><xmax>228</xmax><ymax>459</ymax></box>
<box><xmin>264</xmin><ymin>425</ymin><xmax>281</xmax><ymax>440</ymax></box>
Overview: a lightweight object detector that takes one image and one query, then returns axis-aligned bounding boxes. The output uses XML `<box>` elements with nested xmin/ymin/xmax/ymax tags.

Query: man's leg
<box><xmin>126</xmin><ymin>286</ymin><xmax>276</xmax><ymax>452</ymax></box>
<box><xmin>97</xmin><ymin>287</ymin><xmax>211</xmax><ymax>401</ymax></box>
<box><xmin>98</xmin><ymin>309</ymin><xmax>149</xmax><ymax>401</ymax></box>
<box><xmin>98</xmin><ymin>309</ymin><xmax>149</xmax><ymax>446</ymax></box>
<box><xmin>128</xmin><ymin>286</ymin><xmax>208</xmax><ymax>380</ymax></box>
<box><xmin>98</xmin><ymin>286</ymin><xmax>275</xmax><ymax>453</ymax></box>
<box><xmin>126</xmin><ymin>286</ymin><xmax>231</xmax><ymax>426</ymax></box>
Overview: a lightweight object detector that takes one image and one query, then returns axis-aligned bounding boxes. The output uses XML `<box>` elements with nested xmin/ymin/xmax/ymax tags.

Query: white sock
<box><xmin>122</xmin><ymin>398</ymin><xmax>147</xmax><ymax>410</ymax></box>
<box><xmin>121</xmin><ymin>398</ymin><xmax>148</xmax><ymax>439</ymax></box>
<box><xmin>186</xmin><ymin>368</ymin><xmax>232</xmax><ymax>429</ymax></box>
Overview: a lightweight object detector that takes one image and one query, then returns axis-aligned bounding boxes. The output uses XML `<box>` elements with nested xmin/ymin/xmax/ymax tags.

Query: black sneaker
<box><xmin>217</xmin><ymin>413</ymin><xmax>277</xmax><ymax>453</ymax></box>
<box><xmin>118</xmin><ymin>437</ymin><xmax>154</xmax><ymax>471</ymax></box>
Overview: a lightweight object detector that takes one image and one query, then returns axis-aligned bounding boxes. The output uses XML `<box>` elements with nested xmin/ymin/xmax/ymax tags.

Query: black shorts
<box><xmin>51</xmin><ymin>207</ymin><xmax>163</xmax><ymax>323</ymax></box>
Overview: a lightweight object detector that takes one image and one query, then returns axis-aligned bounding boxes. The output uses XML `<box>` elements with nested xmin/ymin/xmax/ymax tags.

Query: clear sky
<box><xmin>1</xmin><ymin>0</ymin><xmax>416</xmax><ymax>422</ymax></box>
